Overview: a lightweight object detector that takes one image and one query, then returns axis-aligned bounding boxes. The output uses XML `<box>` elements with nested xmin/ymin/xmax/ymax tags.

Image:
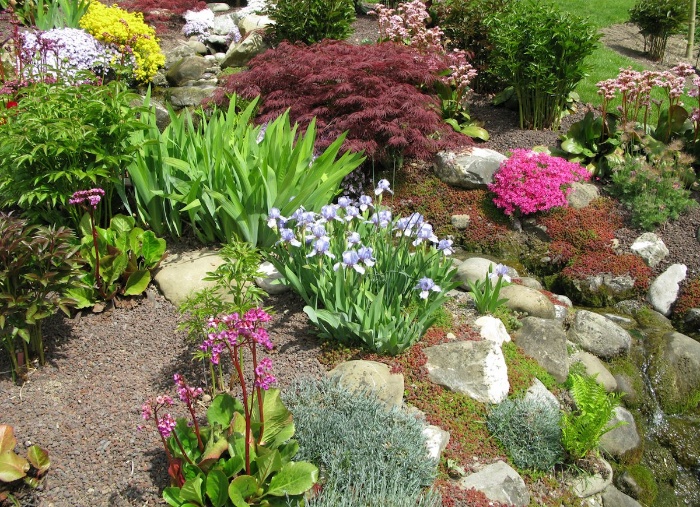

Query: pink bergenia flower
<box><xmin>69</xmin><ymin>188</ymin><xmax>105</xmax><ymax>209</ymax></box>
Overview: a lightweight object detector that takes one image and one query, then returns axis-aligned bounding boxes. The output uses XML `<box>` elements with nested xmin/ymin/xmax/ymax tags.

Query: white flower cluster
<box><xmin>21</xmin><ymin>28</ymin><xmax>123</xmax><ymax>80</ymax></box>
<box><xmin>236</xmin><ymin>0</ymin><xmax>268</xmax><ymax>17</ymax></box>
<box><xmin>182</xmin><ymin>9</ymin><xmax>215</xmax><ymax>37</ymax></box>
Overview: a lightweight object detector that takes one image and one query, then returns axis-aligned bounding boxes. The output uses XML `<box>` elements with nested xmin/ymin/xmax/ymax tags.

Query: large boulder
<box><xmin>648</xmin><ymin>331</ymin><xmax>700</xmax><ymax>414</ymax></box>
<box><xmin>327</xmin><ymin>360</ymin><xmax>404</xmax><ymax>410</ymax></box>
<box><xmin>647</xmin><ymin>264</ymin><xmax>687</xmax><ymax>316</ymax></box>
<box><xmin>424</xmin><ymin>340</ymin><xmax>509</xmax><ymax>404</ymax></box>
<box><xmin>473</xmin><ymin>315</ymin><xmax>511</xmax><ymax>346</ymax></box>
<box><xmin>570</xmin><ymin>350</ymin><xmax>617</xmax><ymax>392</ymax></box>
<box><xmin>567</xmin><ymin>181</ymin><xmax>599</xmax><ymax>209</ymax></box>
<box><xmin>513</xmin><ymin>317</ymin><xmax>569</xmax><ymax>383</ymax></box>
<box><xmin>499</xmin><ymin>284</ymin><xmax>556</xmax><ymax>319</ymax></box>
<box><xmin>221</xmin><ymin>31</ymin><xmax>269</xmax><ymax>68</ymax></box>
<box><xmin>601</xmin><ymin>485</ymin><xmax>643</xmax><ymax>507</ymax></box>
<box><xmin>561</xmin><ymin>272</ymin><xmax>637</xmax><ymax>307</ymax></box>
<box><xmin>630</xmin><ymin>232</ymin><xmax>669</xmax><ymax>268</ymax></box>
<box><xmin>455</xmin><ymin>257</ymin><xmax>518</xmax><ymax>289</ymax></box>
<box><xmin>167</xmin><ymin>86</ymin><xmax>218</xmax><ymax>108</ymax></box>
<box><xmin>434</xmin><ymin>147</ymin><xmax>507</xmax><ymax>189</ymax></box>
<box><xmin>599</xmin><ymin>407</ymin><xmax>641</xmax><ymax>460</ymax></box>
<box><xmin>154</xmin><ymin>250</ymin><xmax>226</xmax><ymax>307</ymax></box>
<box><xmin>457</xmin><ymin>461</ymin><xmax>530</xmax><ymax>507</ymax></box>
<box><xmin>165</xmin><ymin>56</ymin><xmax>213</xmax><ymax>87</ymax></box>
<box><xmin>567</xmin><ymin>310</ymin><xmax>632</xmax><ymax>359</ymax></box>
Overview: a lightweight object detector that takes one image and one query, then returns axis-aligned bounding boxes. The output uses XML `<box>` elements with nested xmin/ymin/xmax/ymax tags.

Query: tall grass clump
<box><xmin>486</xmin><ymin>0</ymin><xmax>599</xmax><ymax>129</ymax></box>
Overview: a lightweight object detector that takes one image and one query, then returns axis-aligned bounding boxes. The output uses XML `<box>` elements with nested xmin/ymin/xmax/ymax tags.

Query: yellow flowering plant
<box><xmin>79</xmin><ymin>2</ymin><xmax>165</xmax><ymax>82</ymax></box>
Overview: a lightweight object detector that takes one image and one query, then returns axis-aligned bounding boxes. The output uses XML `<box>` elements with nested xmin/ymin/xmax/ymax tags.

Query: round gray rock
<box><xmin>328</xmin><ymin>360</ymin><xmax>405</xmax><ymax>410</ymax></box>
<box><xmin>567</xmin><ymin>310</ymin><xmax>632</xmax><ymax>359</ymax></box>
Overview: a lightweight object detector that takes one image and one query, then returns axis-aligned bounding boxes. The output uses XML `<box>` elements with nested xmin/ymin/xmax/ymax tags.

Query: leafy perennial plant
<box><xmin>142</xmin><ymin>309</ymin><xmax>318</xmax><ymax>507</ymax></box>
<box><xmin>267</xmin><ymin>181</ymin><xmax>458</xmax><ymax>355</ymax></box>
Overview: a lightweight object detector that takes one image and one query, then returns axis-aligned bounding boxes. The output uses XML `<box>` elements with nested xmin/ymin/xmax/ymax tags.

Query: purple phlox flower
<box><xmin>333</xmin><ymin>249</ymin><xmax>365</xmax><ymax>274</ymax></box>
<box><xmin>437</xmin><ymin>238</ymin><xmax>454</xmax><ymax>256</ymax></box>
<box><xmin>488</xmin><ymin>263</ymin><xmax>511</xmax><ymax>283</ymax></box>
<box><xmin>182</xmin><ymin>8</ymin><xmax>214</xmax><ymax>37</ymax></box>
<box><xmin>412</xmin><ymin>223</ymin><xmax>438</xmax><ymax>246</ymax></box>
<box><xmin>346</xmin><ymin>231</ymin><xmax>361</xmax><ymax>246</ymax></box>
<box><xmin>369</xmin><ymin>209</ymin><xmax>392</xmax><ymax>228</ymax></box>
<box><xmin>157</xmin><ymin>413</ymin><xmax>176</xmax><ymax>438</ymax></box>
<box><xmin>307</xmin><ymin>237</ymin><xmax>335</xmax><ymax>259</ymax></box>
<box><xmin>374</xmin><ymin>178</ymin><xmax>393</xmax><ymax>196</ymax></box>
<box><xmin>357</xmin><ymin>246</ymin><xmax>375</xmax><ymax>267</ymax></box>
<box><xmin>278</xmin><ymin>228</ymin><xmax>301</xmax><ymax>247</ymax></box>
<box><xmin>337</xmin><ymin>196</ymin><xmax>352</xmax><ymax>209</ymax></box>
<box><xmin>358</xmin><ymin>194</ymin><xmax>373</xmax><ymax>212</ymax></box>
<box><xmin>69</xmin><ymin>187</ymin><xmax>105</xmax><ymax>208</ymax></box>
<box><xmin>320</xmin><ymin>204</ymin><xmax>343</xmax><ymax>223</ymax></box>
<box><xmin>267</xmin><ymin>207</ymin><xmax>285</xmax><ymax>229</ymax></box>
<box><xmin>344</xmin><ymin>205</ymin><xmax>360</xmax><ymax>222</ymax></box>
<box><xmin>415</xmin><ymin>277</ymin><xmax>442</xmax><ymax>299</ymax></box>
<box><xmin>254</xmin><ymin>357</ymin><xmax>276</xmax><ymax>390</ymax></box>
<box><xmin>394</xmin><ymin>212</ymin><xmax>424</xmax><ymax>237</ymax></box>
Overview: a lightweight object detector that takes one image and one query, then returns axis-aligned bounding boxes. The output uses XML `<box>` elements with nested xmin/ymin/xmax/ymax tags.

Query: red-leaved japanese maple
<box><xmin>209</xmin><ymin>40</ymin><xmax>471</xmax><ymax>165</ymax></box>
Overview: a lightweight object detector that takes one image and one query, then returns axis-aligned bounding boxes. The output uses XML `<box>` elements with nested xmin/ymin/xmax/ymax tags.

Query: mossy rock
<box><xmin>657</xmin><ymin>416</ymin><xmax>700</xmax><ymax>468</ymax></box>
<box><xmin>615</xmin><ymin>463</ymin><xmax>658</xmax><ymax>506</ymax></box>
<box><xmin>554</xmin><ymin>272</ymin><xmax>639</xmax><ymax>307</ymax></box>
<box><xmin>647</xmin><ymin>332</ymin><xmax>700</xmax><ymax>415</ymax></box>
<box><xmin>607</xmin><ymin>356</ymin><xmax>651</xmax><ymax>412</ymax></box>
<box><xmin>642</xmin><ymin>439</ymin><xmax>678</xmax><ymax>485</ymax></box>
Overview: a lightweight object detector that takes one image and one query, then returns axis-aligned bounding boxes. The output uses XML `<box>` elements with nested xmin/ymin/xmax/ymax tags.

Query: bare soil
<box><xmin>2</xmin><ymin>14</ymin><xmax>700</xmax><ymax>507</ymax></box>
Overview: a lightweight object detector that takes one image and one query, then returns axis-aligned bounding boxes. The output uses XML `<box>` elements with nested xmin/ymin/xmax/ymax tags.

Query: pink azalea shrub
<box><xmin>489</xmin><ymin>149</ymin><xmax>590</xmax><ymax>216</ymax></box>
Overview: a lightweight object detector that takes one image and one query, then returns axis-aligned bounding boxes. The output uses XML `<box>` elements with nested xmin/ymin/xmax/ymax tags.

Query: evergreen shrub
<box><xmin>266</xmin><ymin>0</ymin><xmax>356</xmax><ymax>45</ymax></box>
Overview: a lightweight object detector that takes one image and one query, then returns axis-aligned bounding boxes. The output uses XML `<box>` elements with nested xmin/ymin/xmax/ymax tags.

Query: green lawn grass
<box><xmin>550</xmin><ymin>0</ymin><xmax>636</xmax><ymax>29</ymax></box>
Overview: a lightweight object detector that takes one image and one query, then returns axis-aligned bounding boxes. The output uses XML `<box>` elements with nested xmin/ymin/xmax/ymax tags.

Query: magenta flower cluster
<box><xmin>68</xmin><ymin>187</ymin><xmax>104</xmax><ymax>209</ymax></box>
<box><xmin>489</xmin><ymin>150</ymin><xmax>590</xmax><ymax>216</ymax></box>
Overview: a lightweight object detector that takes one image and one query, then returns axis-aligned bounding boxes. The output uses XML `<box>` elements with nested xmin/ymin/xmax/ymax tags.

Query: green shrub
<box><xmin>127</xmin><ymin>94</ymin><xmax>364</xmax><ymax>247</ymax></box>
<box><xmin>0</xmin><ymin>81</ymin><xmax>143</xmax><ymax>228</ymax></box>
<box><xmin>561</xmin><ymin>373</ymin><xmax>625</xmax><ymax>460</ymax></box>
<box><xmin>487</xmin><ymin>397</ymin><xmax>564</xmax><ymax>471</ymax></box>
<box><xmin>609</xmin><ymin>154</ymin><xmax>697</xmax><ymax>230</ymax></box>
<box><xmin>266</xmin><ymin>0</ymin><xmax>356</xmax><ymax>45</ymax></box>
<box><xmin>486</xmin><ymin>0</ymin><xmax>599</xmax><ymax>129</ymax></box>
<box><xmin>0</xmin><ymin>213</ymin><xmax>82</xmax><ymax>379</ymax></box>
<box><xmin>629</xmin><ymin>0</ymin><xmax>689</xmax><ymax>61</ymax></box>
<box><xmin>282</xmin><ymin>376</ymin><xmax>437</xmax><ymax>505</ymax></box>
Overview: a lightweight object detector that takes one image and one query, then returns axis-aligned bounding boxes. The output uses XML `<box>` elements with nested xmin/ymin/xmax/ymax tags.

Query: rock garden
<box><xmin>1</xmin><ymin>0</ymin><xmax>700</xmax><ymax>506</ymax></box>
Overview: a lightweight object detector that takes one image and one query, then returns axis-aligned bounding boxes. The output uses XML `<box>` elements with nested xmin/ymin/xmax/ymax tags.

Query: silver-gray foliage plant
<box><xmin>282</xmin><ymin>376</ymin><xmax>439</xmax><ymax>505</ymax></box>
<box><xmin>487</xmin><ymin>397</ymin><xmax>564</xmax><ymax>471</ymax></box>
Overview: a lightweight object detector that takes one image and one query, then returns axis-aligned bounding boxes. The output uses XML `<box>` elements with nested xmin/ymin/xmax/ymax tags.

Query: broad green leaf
<box><xmin>179</xmin><ymin>476</ymin><xmax>205</xmax><ymax>505</ymax></box>
<box><xmin>228</xmin><ymin>474</ymin><xmax>258</xmax><ymax>501</ymax></box>
<box><xmin>254</xmin><ymin>447</ymin><xmax>282</xmax><ymax>484</ymax></box>
<box><xmin>26</xmin><ymin>445</ymin><xmax>50</xmax><ymax>474</ymax></box>
<box><xmin>265</xmin><ymin>461</ymin><xmax>319</xmax><ymax>497</ymax></box>
<box><xmin>109</xmin><ymin>214</ymin><xmax>135</xmax><ymax>236</ymax></box>
<box><xmin>0</xmin><ymin>426</ymin><xmax>17</xmax><ymax>454</ymax></box>
<box><xmin>123</xmin><ymin>270</ymin><xmax>150</xmax><ymax>296</ymax></box>
<box><xmin>163</xmin><ymin>486</ymin><xmax>185</xmax><ymax>507</ymax></box>
<box><xmin>252</xmin><ymin>388</ymin><xmax>292</xmax><ymax>445</ymax></box>
<box><xmin>140</xmin><ymin>231</ymin><xmax>166</xmax><ymax>266</ymax></box>
<box><xmin>0</xmin><ymin>451</ymin><xmax>29</xmax><ymax>482</ymax></box>
<box><xmin>205</xmin><ymin>469</ymin><xmax>229</xmax><ymax>507</ymax></box>
<box><xmin>63</xmin><ymin>287</ymin><xmax>96</xmax><ymax>309</ymax></box>
<box><xmin>207</xmin><ymin>393</ymin><xmax>243</xmax><ymax>428</ymax></box>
